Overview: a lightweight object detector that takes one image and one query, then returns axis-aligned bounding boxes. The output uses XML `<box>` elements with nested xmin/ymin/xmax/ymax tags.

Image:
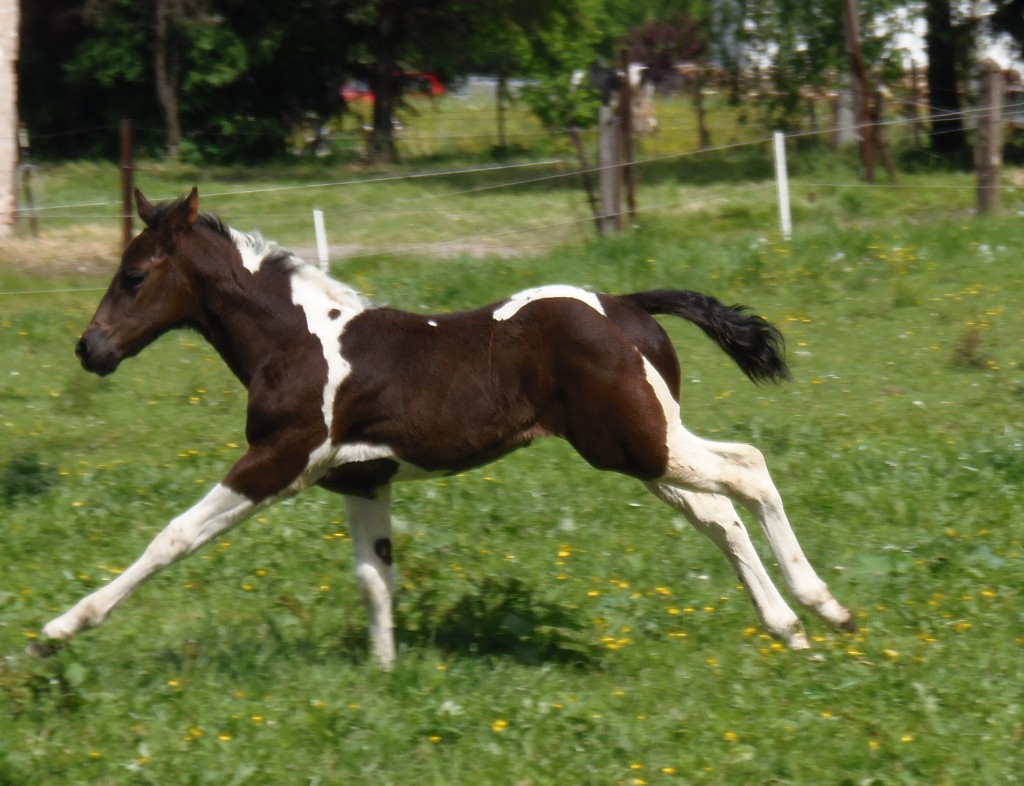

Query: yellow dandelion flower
<box><xmin>491</xmin><ymin>719</ymin><xmax>509</xmax><ymax>733</ymax></box>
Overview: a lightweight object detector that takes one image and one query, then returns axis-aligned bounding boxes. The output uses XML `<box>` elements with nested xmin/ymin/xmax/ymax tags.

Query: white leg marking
<box><xmin>345</xmin><ymin>487</ymin><xmax>396</xmax><ymax>669</ymax></box>
<box><xmin>41</xmin><ymin>484</ymin><xmax>264</xmax><ymax>642</ymax></box>
<box><xmin>647</xmin><ymin>484</ymin><xmax>808</xmax><ymax>649</ymax></box>
<box><xmin>641</xmin><ymin>359</ymin><xmax>855</xmax><ymax>634</ymax></box>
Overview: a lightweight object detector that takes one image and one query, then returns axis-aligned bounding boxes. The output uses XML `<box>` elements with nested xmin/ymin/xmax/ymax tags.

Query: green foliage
<box><xmin>990</xmin><ymin>0</ymin><xmax>1024</xmax><ymax>55</ymax></box>
<box><xmin>63</xmin><ymin>0</ymin><xmax>149</xmax><ymax>88</ymax></box>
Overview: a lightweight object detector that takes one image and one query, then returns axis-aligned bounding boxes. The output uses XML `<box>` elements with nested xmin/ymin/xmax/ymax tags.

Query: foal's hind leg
<box><xmin>647</xmin><ymin>484</ymin><xmax>809</xmax><ymax>649</ymax></box>
<box><xmin>658</xmin><ymin>425</ymin><xmax>856</xmax><ymax>634</ymax></box>
<box><xmin>344</xmin><ymin>486</ymin><xmax>396</xmax><ymax>669</ymax></box>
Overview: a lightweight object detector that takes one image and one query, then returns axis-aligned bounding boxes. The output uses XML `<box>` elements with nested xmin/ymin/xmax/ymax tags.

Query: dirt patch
<box><xmin>0</xmin><ymin>225</ymin><xmax>121</xmax><ymax>276</ymax></box>
<box><xmin>291</xmin><ymin>239</ymin><xmax>530</xmax><ymax>263</ymax></box>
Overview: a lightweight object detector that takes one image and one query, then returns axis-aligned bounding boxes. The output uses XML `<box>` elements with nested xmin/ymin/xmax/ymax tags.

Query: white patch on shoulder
<box><xmin>229</xmin><ymin>228</ymin><xmax>279</xmax><ymax>274</ymax></box>
<box><xmin>288</xmin><ymin>263</ymin><xmax>371</xmax><ymax>436</ymax></box>
<box><xmin>427</xmin><ymin>319</ymin><xmax>438</xmax><ymax>327</ymax></box>
<box><xmin>493</xmin><ymin>285</ymin><xmax>606</xmax><ymax>321</ymax></box>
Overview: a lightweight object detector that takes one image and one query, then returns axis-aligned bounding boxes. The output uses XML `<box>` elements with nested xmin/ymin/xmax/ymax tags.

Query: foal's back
<box><xmin>331</xmin><ymin>293</ymin><xmax>676</xmax><ymax>479</ymax></box>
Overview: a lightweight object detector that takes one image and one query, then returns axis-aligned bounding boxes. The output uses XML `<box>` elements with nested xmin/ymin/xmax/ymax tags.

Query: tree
<box><xmin>620</xmin><ymin>14</ymin><xmax>709</xmax><ymax>147</ymax></box>
<box><xmin>345</xmin><ymin>0</ymin><xmax>603</xmax><ymax>162</ymax></box>
<box><xmin>154</xmin><ymin>0</ymin><xmax>190</xmax><ymax>156</ymax></box>
<box><xmin>715</xmin><ymin>0</ymin><xmax>911</xmax><ymax>133</ymax></box>
<box><xmin>443</xmin><ymin>0</ymin><xmax>598</xmax><ymax>151</ymax></box>
<box><xmin>23</xmin><ymin>0</ymin><xmax>157</xmax><ymax>158</ymax></box>
<box><xmin>990</xmin><ymin>0</ymin><xmax>1024</xmax><ymax>58</ymax></box>
<box><xmin>924</xmin><ymin>0</ymin><xmax>969</xmax><ymax>158</ymax></box>
<box><xmin>0</xmin><ymin>0</ymin><xmax>16</xmax><ymax>233</ymax></box>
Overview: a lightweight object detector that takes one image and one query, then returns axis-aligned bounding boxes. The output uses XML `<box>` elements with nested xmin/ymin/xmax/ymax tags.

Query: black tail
<box><xmin>626</xmin><ymin>289</ymin><xmax>790</xmax><ymax>384</ymax></box>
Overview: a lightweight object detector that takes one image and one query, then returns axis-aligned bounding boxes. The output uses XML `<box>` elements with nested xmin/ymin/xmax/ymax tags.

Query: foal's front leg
<box><xmin>32</xmin><ymin>482</ymin><xmax>273</xmax><ymax>654</ymax></box>
<box><xmin>29</xmin><ymin>435</ymin><xmax>314</xmax><ymax>655</ymax></box>
<box><xmin>343</xmin><ymin>486</ymin><xmax>396</xmax><ymax>669</ymax></box>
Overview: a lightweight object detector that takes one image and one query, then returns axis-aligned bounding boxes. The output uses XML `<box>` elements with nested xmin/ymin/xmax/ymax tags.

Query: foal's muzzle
<box><xmin>76</xmin><ymin>328</ymin><xmax>121</xmax><ymax>376</ymax></box>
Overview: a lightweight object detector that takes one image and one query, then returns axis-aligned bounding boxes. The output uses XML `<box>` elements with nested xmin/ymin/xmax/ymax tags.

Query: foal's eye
<box><xmin>123</xmin><ymin>269</ymin><xmax>148</xmax><ymax>292</ymax></box>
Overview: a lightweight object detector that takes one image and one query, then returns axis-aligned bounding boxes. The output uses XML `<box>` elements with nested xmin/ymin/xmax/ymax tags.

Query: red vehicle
<box><xmin>340</xmin><ymin>73</ymin><xmax>445</xmax><ymax>103</ymax></box>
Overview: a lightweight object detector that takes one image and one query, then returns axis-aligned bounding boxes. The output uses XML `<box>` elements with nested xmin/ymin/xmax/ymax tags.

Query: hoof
<box><xmin>787</xmin><ymin>630</ymin><xmax>811</xmax><ymax>650</ymax></box>
<box><xmin>838</xmin><ymin>613</ymin><xmax>859</xmax><ymax>634</ymax></box>
<box><xmin>26</xmin><ymin>639</ymin><xmax>64</xmax><ymax>659</ymax></box>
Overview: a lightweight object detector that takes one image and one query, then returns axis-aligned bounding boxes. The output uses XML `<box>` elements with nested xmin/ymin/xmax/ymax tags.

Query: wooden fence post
<box><xmin>975</xmin><ymin>59</ymin><xmax>1003</xmax><ymax>215</ymax></box>
<box><xmin>598</xmin><ymin>103</ymin><xmax>622</xmax><ymax>234</ymax></box>
<box><xmin>618</xmin><ymin>58</ymin><xmax>637</xmax><ymax>225</ymax></box>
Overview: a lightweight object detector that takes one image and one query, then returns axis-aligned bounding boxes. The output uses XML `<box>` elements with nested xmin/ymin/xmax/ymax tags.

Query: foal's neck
<box><xmin>192</xmin><ymin>226</ymin><xmax>366</xmax><ymax>388</ymax></box>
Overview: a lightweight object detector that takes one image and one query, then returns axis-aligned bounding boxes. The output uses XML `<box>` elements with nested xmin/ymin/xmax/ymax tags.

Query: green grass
<box><xmin>1</xmin><ymin>145</ymin><xmax>1023</xmax><ymax>785</ymax></box>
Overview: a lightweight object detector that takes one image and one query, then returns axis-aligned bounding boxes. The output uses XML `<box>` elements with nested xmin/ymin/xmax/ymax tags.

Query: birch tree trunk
<box><xmin>0</xmin><ymin>0</ymin><xmax>18</xmax><ymax>235</ymax></box>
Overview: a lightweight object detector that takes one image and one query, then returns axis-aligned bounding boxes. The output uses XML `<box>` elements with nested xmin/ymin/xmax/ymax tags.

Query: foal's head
<box><xmin>77</xmin><ymin>188</ymin><xmax>211</xmax><ymax>376</ymax></box>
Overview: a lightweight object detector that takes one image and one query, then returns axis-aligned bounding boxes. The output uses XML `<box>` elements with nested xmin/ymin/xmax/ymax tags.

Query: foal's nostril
<box><xmin>75</xmin><ymin>330</ymin><xmax>119</xmax><ymax>376</ymax></box>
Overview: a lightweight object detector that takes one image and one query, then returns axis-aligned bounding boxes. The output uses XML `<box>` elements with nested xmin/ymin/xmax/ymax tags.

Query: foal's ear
<box><xmin>183</xmin><ymin>187</ymin><xmax>200</xmax><ymax>225</ymax></box>
<box><xmin>164</xmin><ymin>187</ymin><xmax>200</xmax><ymax>237</ymax></box>
<box><xmin>135</xmin><ymin>189</ymin><xmax>159</xmax><ymax>228</ymax></box>
<box><xmin>136</xmin><ymin>187</ymin><xmax>200</xmax><ymax>235</ymax></box>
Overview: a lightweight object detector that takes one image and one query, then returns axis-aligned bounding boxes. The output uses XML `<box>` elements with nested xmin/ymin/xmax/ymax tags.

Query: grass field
<box><xmin>1</xmin><ymin>131</ymin><xmax>1023</xmax><ymax>785</ymax></box>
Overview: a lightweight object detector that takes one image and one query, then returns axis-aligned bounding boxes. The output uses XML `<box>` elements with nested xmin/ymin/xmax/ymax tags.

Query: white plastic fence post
<box><xmin>313</xmin><ymin>208</ymin><xmax>329</xmax><ymax>272</ymax></box>
<box><xmin>772</xmin><ymin>131</ymin><xmax>792</xmax><ymax>241</ymax></box>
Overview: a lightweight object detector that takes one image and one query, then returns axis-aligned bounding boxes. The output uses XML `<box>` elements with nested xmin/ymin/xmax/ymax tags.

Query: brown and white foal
<box><xmin>33</xmin><ymin>188</ymin><xmax>854</xmax><ymax>666</ymax></box>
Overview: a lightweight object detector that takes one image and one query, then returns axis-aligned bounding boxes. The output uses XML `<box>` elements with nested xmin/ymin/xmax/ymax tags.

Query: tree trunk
<box><xmin>925</xmin><ymin>0</ymin><xmax>968</xmax><ymax>158</ymax></box>
<box><xmin>693</xmin><ymin>70</ymin><xmax>711</xmax><ymax>149</ymax></box>
<box><xmin>368</xmin><ymin>14</ymin><xmax>399</xmax><ymax>164</ymax></box>
<box><xmin>155</xmin><ymin>0</ymin><xmax>183</xmax><ymax>157</ymax></box>
<box><xmin>496</xmin><ymin>72</ymin><xmax>508</xmax><ymax>152</ymax></box>
<box><xmin>0</xmin><ymin>0</ymin><xmax>17</xmax><ymax>236</ymax></box>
